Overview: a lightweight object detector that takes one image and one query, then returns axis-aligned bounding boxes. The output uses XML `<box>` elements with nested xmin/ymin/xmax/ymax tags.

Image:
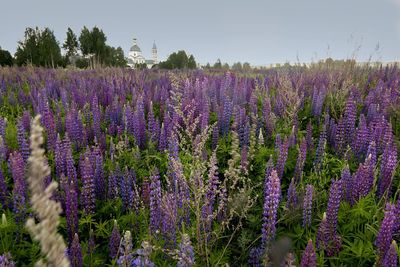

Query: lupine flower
<box><xmin>202</xmin><ymin>150</ymin><xmax>219</xmax><ymax>235</ymax></box>
<box><xmin>17</xmin><ymin>119</ymin><xmax>30</xmax><ymax>162</ymax></box>
<box><xmin>340</xmin><ymin>165</ymin><xmax>352</xmax><ymax>203</ymax></box>
<box><xmin>109</xmin><ymin>220</ymin><xmax>121</xmax><ymax>259</ymax></box>
<box><xmin>353</xmin><ymin>114</ymin><xmax>369</xmax><ymax>158</ymax></box>
<box><xmin>286</xmin><ymin>178</ymin><xmax>298</xmax><ymax>209</ymax></box>
<box><xmin>0</xmin><ymin>169</ymin><xmax>8</xmax><ymax>208</ymax></box>
<box><xmin>161</xmin><ymin>193</ymin><xmax>177</xmax><ymax>248</ymax></box>
<box><xmin>9</xmin><ymin>151</ymin><xmax>26</xmax><ymax>223</ymax></box>
<box><xmin>335</xmin><ymin>118</ymin><xmax>345</xmax><ymax>156</ymax></box>
<box><xmin>378</xmin><ymin>144</ymin><xmax>397</xmax><ymax>198</ymax></box>
<box><xmin>81</xmin><ymin>157</ymin><xmax>95</xmax><ymax>214</ymax></box>
<box><xmin>303</xmin><ymin>185</ymin><xmax>313</xmax><ymax>227</ymax></box>
<box><xmin>262</xmin><ymin>170</ymin><xmax>281</xmax><ymax>247</ymax></box>
<box><xmin>366</xmin><ymin>141</ymin><xmax>377</xmax><ymax>168</ymax></box>
<box><xmin>94</xmin><ymin>155</ymin><xmax>105</xmax><ymax>200</ymax></box>
<box><xmin>177</xmin><ymin>234</ymin><xmax>195</xmax><ymax>267</ymax></box>
<box><xmin>276</xmin><ymin>139</ymin><xmax>289</xmax><ymax>179</ymax></box>
<box><xmin>117</xmin><ymin>231</ymin><xmax>133</xmax><ymax>267</ymax></box>
<box><xmin>376</xmin><ymin>203</ymin><xmax>396</xmax><ymax>263</ymax></box>
<box><xmin>352</xmin><ymin>154</ymin><xmax>374</xmax><ymax>202</ymax></box>
<box><xmin>0</xmin><ymin>252</ymin><xmax>15</xmax><ymax>267</ymax></box>
<box><xmin>120</xmin><ymin>168</ymin><xmax>133</xmax><ymax>211</ymax></box>
<box><xmin>150</xmin><ymin>169</ymin><xmax>162</xmax><ymax>235</ymax></box>
<box><xmin>69</xmin><ymin>233</ymin><xmax>83</xmax><ymax>267</ymax></box>
<box><xmin>343</xmin><ymin>95</ymin><xmax>357</xmax><ymax>144</ymax></box>
<box><xmin>394</xmin><ymin>198</ymin><xmax>400</xmax><ymax>236</ymax></box>
<box><xmin>382</xmin><ymin>240</ymin><xmax>398</xmax><ymax>267</ymax></box>
<box><xmin>55</xmin><ymin>134</ymin><xmax>65</xmax><ymax>177</ymax></box>
<box><xmin>133</xmin><ymin>241</ymin><xmax>155</xmax><ymax>267</ymax></box>
<box><xmin>294</xmin><ymin>138</ymin><xmax>307</xmax><ymax>182</ymax></box>
<box><xmin>108</xmin><ymin>170</ymin><xmax>118</xmax><ymax>200</ymax></box>
<box><xmin>314</xmin><ymin>125</ymin><xmax>326</xmax><ymax>171</ymax></box>
<box><xmin>0</xmin><ymin>136</ymin><xmax>6</xmax><ymax>162</ymax></box>
<box><xmin>25</xmin><ymin>115</ymin><xmax>70</xmax><ymax>267</ymax></box>
<box><xmin>326</xmin><ymin>179</ymin><xmax>342</xmax><ymax>236</ymax></box>
<box><xmin>66</xmin><ymin>179</ymin><xmax>78</xmax><ymax>244</ymax></box>
<box><xmin>300</xmin><ymin>240</ymin><xmax>316</xmax><ymax>267</ymax></box>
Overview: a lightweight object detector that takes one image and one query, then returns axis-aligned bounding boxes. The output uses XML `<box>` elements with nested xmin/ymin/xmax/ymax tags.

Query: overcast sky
<box><xmin>1</xmin><ymin>0</ymin><xmax>399</xmax><ymax>65</ymax></box>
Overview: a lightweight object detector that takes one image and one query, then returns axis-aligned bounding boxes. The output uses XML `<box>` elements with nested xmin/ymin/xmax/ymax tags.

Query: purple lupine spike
<box><xmin>150</xmin><ymin>169</ymin><xmax>162</xmax><ymax>235</ymax></box>
<box><xmin>161</xmin><ymin>193</ymin><xmax>177</xmax><ymax>249</ymax></box>
<box><xmin>0</xmin><ymin>117</ymin><xmax>6</xmax><ymax>140</ymax></box>
<box><xmin>17</xmin><ymin>120</ymin><xmax>29</xmax><ymax>162</ymax></box>
<box><xmin>94</xmin><ymin>155</ymin><xmax>105</xmax><ymax>200</ymax></box>
<box><xmin>117</xmin><ymin>231</ymin><xmax>133</xmax><ymax>267</ymax></box>
<box><xmin>0</xmin><ymin>169</ymin><xmax>8</xmax><ymax>208</ymax></box>
<box><xmin>316</xmin><ymin>212</ymin><xmax>329</xmax><ymax>249</ymax></box>
<box><xmin>303</xmin><ymin>185</ymin><xmax>313</xmax><ymax>227</ymax></box>
<box><xmin>217</xmin><ymin>184</ymin><xmax>227</xmax><ymax>222</ymax></box>
<box><xmin>306</xmin><ymin>121</ymin><xmax>314</xmax><ymax>151</ymax></box>
<box><xmin>177</xmin><ymin>234</ymin><xmax>195</xmax><ymax>267</ymax></box>
<box><xmin>42</xmin><ymin>102</ymin><xmax>57</xmax><ymax>150</ymax></box>
<box><xmin>261</xmin><ymin>170</ymin><xmax>281</xmax><ymax>248</ymax></box>
<box><xmin>148</xmin><ymin>102</ymin><xmax>158</xmax><ymax>144</ymax></box>
<box><xmin>55</xmin><ymin>134</ymin><xmax>65</xmax><ymax>177</ymax></box>
<box><xmin>109</xmin><ymin>220</ymin><xmax>121</xmax><ymax>259</ymax></box>
<box><xmin>263</xmin><ymin>97</ymin><xmax>274</xmax><ymax>138</ymax></box>
<box><xmin>92</xmin><ymin>95</ymin><xmax>101</xmax><ymax>138</ymax></box>
<box><xmin>132</xmin><ymin>241</ymin><xmax>155</xmax><ymax>267</ymax></box>
<box><xmin>9</xmin><ymin>151</ymin><xmax>26</xmax><ymax>223</ymax></box>
<box><xmin>81</xmin><ymin>157</ymin><xmax>95</xmax><ymax>214</ymax></box>
<box><xmin>202</xmin><ymin>150</ymin><xmax>220</xmax><ymax>234</ymax></box>
<box><xmin>382</xmin><ymin>240</ymin><xmax>398</xmax><ymax>267</ymax></box>
<box><xmin>158</xmin><ymin>123</ymin><xmax>167</xmax><ymax>152</ymax></box>
<box><xmin>352</xmin><ymin>154</ymin><xmax>374</xmax><ymax>202</ymax></box>
<box><xmin>69</xmin><ymin>233</ymin><xmax>83</xmax><ymax>267</ymax></box>
<box><xmin>394</xmin><ymin>198</ymin><xmax>400</xmax><ymax>236</ymax></box>
<box><xmin>120</xmin><ymin>167</ymin><xmax>133</xmax><ymax>211</ymax></box>
<box><xmin>276</xmin><ymin>138</ymin><xmax>289</xmax><ymax>179</ymax></box>
<box><xmin>326</xmin><ymin>179</ymin><xmax>342</xmax><ymax>235</ymax></box>
<box><xmin>134</xmin><ymin>96</ymin><xmax>147</xmax><ymax>149</ymax></box>
<box><xmin>211</xmin><ymin>125</ymin><xmax>219</xmax><ymax>150</ymax></box>
<box><xmin>0</xmin><ymin>136</ymin><xmax>6</xmax><ymax>162</ymax></box>
<box><xmin>264</xmin><ymin>156</ymin><xmax>274</xmax><ymax>198</ymax></box>
<box><xmin>241</xmin><ymin>146</ymin><xmax>249</xmax><ymax>173</ymax></box>
<box><xmin>378</xmin><ymin>144</ymin><xmax>398</xmax><ymax>198</ymax></box>
<box><xmin>64</xmin><ymin>137</ymin><xmax>77</xmax><ymax>185</ymax></box>
<box><xmin>286</xmin><ymin>178</ymin><xmax>298</xmax><ymax>209</ymax></box>
<box><xmin>376</xmin><ymin>203</ymin><xmax>396</xmax><ymax>263</ymax></box>
<box><xmin>21</xmin><ymin>110</ymin><xmax>31</xmax><ymax>133</ymax></box>
<box><xmin>314</xmin><ymin>125</ymin><xmax>326</xmax><ymax>171</ymax></box>
<box><xmin>294</xmin><ymin>138</ymin><xmax>307</xmax><ymax>182</ymax></box>
<box><xmin>353</xmin><ymin>114</ymin><xmax>369</xmax><ymax>158</ymax></box>
<box><xmin>275</xmin><ymin>134</ymin><xmax>282</xmax><ymax>152</ymax></box>
<box><xmin>335</xmin><ymin>117</ymin><xmax>345</xmax><ymax>156</ymax></box>
<box><xmin>66</xmin><ymin>179</ymin><xmax>78</xmax><ymax>245</ymax></box>
<box><xmin>343</xmin><ymin>95</ymin><xmax>357</xmax><ymax>144</ymax></box>
<box><xmin>300</xmin><ymin>240</ymin><xmax>316</xmax><ymax>267</ymax></box>
<box><xmin>366</xmin><ymin>141</ymin><xmax>377</xmax><ymax>167</ymax></box>
<box><xmin>341</xmin><ymin>165</ymin><xmax>352</xmax><ymax>203</ymax></box>
<box><xmin>248</xmin><ymin>247</ymin><xmax>262</xmax><ymax>267</ymax></box>
<box><xmin>0</xmin><ymin>252</ymin><xmax>15</xmax><ymax>267</ymax></box>
<box><xmin>107</xmin><ymin>172</ymin><xmax>119</xmax><ymax>200</ymax></box>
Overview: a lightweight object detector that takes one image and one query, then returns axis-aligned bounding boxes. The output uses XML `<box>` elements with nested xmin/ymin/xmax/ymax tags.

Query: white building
<box><xmin>127</xmin><ymin>38</ymin><xmax>158</xmax><ymax>69</ymax></box>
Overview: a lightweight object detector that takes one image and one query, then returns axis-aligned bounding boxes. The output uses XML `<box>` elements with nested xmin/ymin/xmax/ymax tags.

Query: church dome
<box><xmin>130</xmin><ymin>44</ymin><xmax>141</xmax><ymax>52</ymax></box>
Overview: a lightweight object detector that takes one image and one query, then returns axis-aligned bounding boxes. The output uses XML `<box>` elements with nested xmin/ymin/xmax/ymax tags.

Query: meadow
<box><xmin>0</xmin><ymin>64</ymin><xmax>399</xmax><ymax>266</ymax></box>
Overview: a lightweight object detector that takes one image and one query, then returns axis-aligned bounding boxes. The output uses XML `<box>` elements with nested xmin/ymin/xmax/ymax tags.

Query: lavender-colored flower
<box><xmin>300</xmin><ymin>240</ymin><xmax>316</xmax><ymax>267</ymax></box>
<box><xmin>382</xmin><ymin>240</ymin><xmax>398</xmax><ymax>267</ymax></box>
<box><xmin>326</xmin><ymin>179</ymin><xmax>342</xmax><ymax>235</ymax></box>
<box><xmin>117</xmin><ymin>231</ymin><xmax>133</xmax><ymax>267</ymax></box>
<box><xmin>66</xmin><ymin>180</ymin><xmax>78</xmax><ymax>244</ymax></box>
<box><xmin>314</xmin><ymin>125</ymin><xmax>326</xmax><ymax>171</ymax></box>
<box><xmin>202</xmin><ymin>150</ymin><xmax>219</xmax><ymax>234</ymax></box>
<box><xmin>286</xmin><ymin>178</ymin><xmax>298</xmax><ymax>209</ymax></box>
<box><xmin>161</xmin><ymin>193</ymin><xmax>178</xmax><ymax>248</ymax></box>
<box><xmin>212</xmin><ymin>125</ymin><xmax>219</xmax><ymax>150</ymax></box>
<box><xmin>0</xmin><ymin>252</ymin><xmax>15</xmax><ymax>267</ymax></box>
<box><xmin>378</xmin><ymin>144</ymin><xmax>397</xmax><ymax>198</ymax></box>
<box><xmin>343</xmin><ymin>95</ymin><xmax>357</xmax><ymax>144</ymax></box>
<box><xmin>353</xmin><ymin>114</ymin><xmax>369</xmax><ymax>158</ymax></box>
<box><xmin>248</xmin><ymin>247</ymin><xmax>262</xmax><ymax>267</ymax></box>
<box><xmin>109</xmin><ymin>220</ymin><xmax>121</xmax><ymax>259</ymax></box>
<box><xmin>276</xmin><ymin>139</ymin><xmax>289</xmax><ymax>179</ymax></box>
<box><xmin>294</xmin><ymin>138</ymin><xmax>307</xmax><ymax>182</ymax></box>
<box><xmin>394</xmin><ymin>198</ymin><xmax>400</xmax><ymax>236</ymax></box>
<box><xmin>262</xmin><ymin>169</ymin><xmax>281</xmax><ymax>247</ymax></box>
<box><xmin>81</xmin><ymin>157</ymin><xmax>95</xmax><ymax>214</ymax></box>
<box><xmin>335</xmin><ymin>118</ymin><xmax>345</xmax><ymax>156</ymax></box>
<box><xmin>9</xmin><ymin>151</ymin><xmax>26</xmax><ymax>223</ymax></box>
<box><xmin>150</xmin><ymin>169</ymin><xmax>162</xmax><ymax>235</ymax></box>
<box><xmin>366</xmin><ymin>141</ymin><xmax>377</xmax><ymax>168</ymax></box>
<box><xmin>17</xmin><ymin>119</ymin><xmax>29</xmax><ymax>162</ymax></box>
<box><xmin>0</xmin><ymin>169</ymin><xmax>8</xmax><ymax>208</ymax></box>
<box><xmin>352</xmin><ymin>155</ymin><xmax>374</xmax><ymax>202</ymax></box>
<box><xmin>132</xmin><ymin>241</ymin><xmax>154</xmax><ymax>267</ymax></box>
<box><xmin>341</xmin><ymin>165</ymin><xmax>352</xmax><ymax>203</ymax></box>
<box><xmin>376</xmin><ymin>203</ymin><xmax>396</xmax><ymax>262</ymax></box>
<box><xmin>94</xmin><ymin>155</ymin><xmax>105</xmax><ymax>200</ymax></box>
<box><xmin>303</xmin><ymin>185</ymin><xmax>313</xmax><ymax>227</ymax></box>
<box><xmin>120</xmin><ymin>168</ymin><xmax>133</xmax><ymax>212</ymax></box>
<box><xmin>55</xmin><ymin>134</ymin><xmax>65</xmax><ymax>177</ymax></box>
<box><xmin>69</xmin><ymin>233</ymin><xmax>83</xmax><ymax>267</ymax></box>
<box><xmin>108</xmin><ymin>170</ymin><xmax>118</xmax><ymax>200</ymax></box>
<box><xmin>177</xmin><ymin>234</ymin><xmax>194</xmax><ymax>267</ymax></box>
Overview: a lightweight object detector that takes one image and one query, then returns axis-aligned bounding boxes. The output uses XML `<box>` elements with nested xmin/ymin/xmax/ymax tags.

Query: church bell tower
<box><xmin>152</xmin><ymin>41</ymin><xmax>158</xmax><ymax>64</ymax></box>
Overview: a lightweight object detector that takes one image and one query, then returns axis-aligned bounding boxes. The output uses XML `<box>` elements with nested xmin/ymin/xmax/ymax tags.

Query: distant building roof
<box><xmin>130</xmin><ymin>44</ymin><xmax>141</xmax><ymax>52</ymax></box>
<box><xmin>145</xmin><ymin>59</ymin><xmax>154</xmax><ymax>64</ymax></box>
<box><xmin>152</xmin><ymin>42</ymin><xmax>157</xmax><ymax>50</ymax></box>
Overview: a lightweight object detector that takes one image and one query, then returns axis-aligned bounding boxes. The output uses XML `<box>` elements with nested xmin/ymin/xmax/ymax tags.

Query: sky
<box><xmin>0</xmin><ymin>0</ymin><xmax>399</xmax><ymax>66</ymax></box>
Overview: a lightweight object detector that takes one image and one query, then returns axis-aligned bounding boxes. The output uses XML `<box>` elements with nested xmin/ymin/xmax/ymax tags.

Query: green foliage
<box><xmin>158</xmin><ymin>50</ymin><xmax>197</xmax><ymax>69</ymax></box>
<box><xmin>0</xmin><ymin>48</ymin><xmax>13</xmax><ymax>66</ymax></box>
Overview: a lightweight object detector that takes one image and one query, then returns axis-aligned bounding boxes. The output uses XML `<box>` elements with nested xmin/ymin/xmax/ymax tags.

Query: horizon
<box><xmin>1</xmin><ymin>0</ymin><xmax>400</xmax><ymax>66</ymax></box>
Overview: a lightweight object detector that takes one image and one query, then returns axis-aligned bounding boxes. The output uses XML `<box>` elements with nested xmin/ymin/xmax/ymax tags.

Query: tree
<box><xmin>213</xmin><ymin>59</ymin><xmax>222</xmax><ymax>69</ymax></box>
<box><xmin>63</xmin><ymin>28</ymin><xmax>79</xmax><ymax>58</ymax></box>
<box><xmin>232</xmin><ymin>62</ymin><xmax>242</xmax><ymax>71</ymax></box>
<box><xmin>158</xmin><ymin>50</ymin><xmax>197</xmax><ymax>69</ymax></box>
<box><xmin>15</xmin><ymin>27</ymin><xmax>62</xmax><ymax>67</ymax></box>
<box><xmin>79</xmin><ymin>26</ymin><xmax>107</xmax><ymax>67</ymax></box>
<box><xmin>0</xmin><ymin>47</ymin><xmax>13</xmax><ymax>66</ymax></box>
<box><xmin>104</xmin><ymin>46</ymin><xmax>127</xmax><ymax>67</ymax></box>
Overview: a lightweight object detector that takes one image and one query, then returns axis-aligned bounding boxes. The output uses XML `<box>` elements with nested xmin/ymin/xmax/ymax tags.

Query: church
<box><xmin>127</xmin><ymin>38</ymin><xmax>158</xmax><ymax>69</ymax></box>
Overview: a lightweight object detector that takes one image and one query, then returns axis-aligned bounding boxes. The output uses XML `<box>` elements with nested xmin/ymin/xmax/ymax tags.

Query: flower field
<box><xmin>0</xmin><ymin>65</ymin><xmax>399</xmax><ymax>266</ymax></box>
